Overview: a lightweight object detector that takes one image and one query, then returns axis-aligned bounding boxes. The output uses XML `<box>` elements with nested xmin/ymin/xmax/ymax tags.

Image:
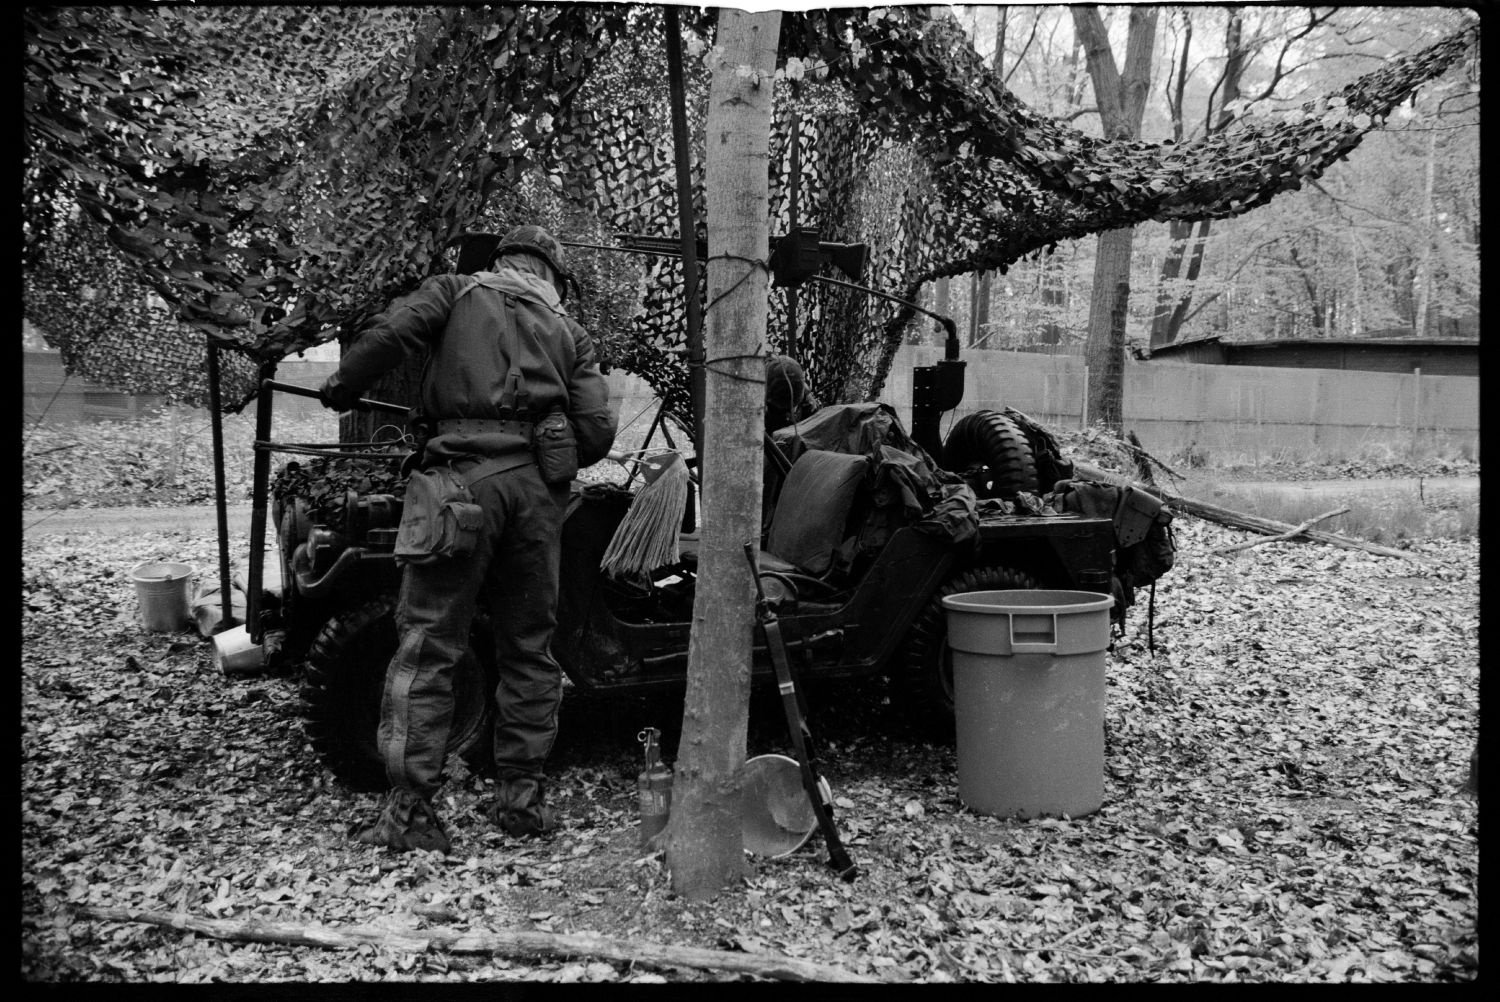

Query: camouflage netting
<box><xmin>23</xmin><ymin>207</ymin><xmax>260</xmax><ymax>408</ymax></box>
<box><xmin>24</xmin><ymin>6</ymin><xmax>1478</xmax><ymax>414</ymax></box>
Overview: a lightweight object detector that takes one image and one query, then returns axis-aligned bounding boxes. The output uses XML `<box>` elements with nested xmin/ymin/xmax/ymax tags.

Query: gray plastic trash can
<box><xmin>941</xmin><ymin>589</ymin><xmax>1114</xmax><ymax>819</ymax></box>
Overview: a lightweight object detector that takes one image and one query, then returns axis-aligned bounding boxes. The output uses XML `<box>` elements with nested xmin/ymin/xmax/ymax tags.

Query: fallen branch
<box><xmin>80</xmin><ymin>906</ymin><xmax>884</xmax><ymax>983</ymax></box>
<box><xmin>1213</xmin><ymin>507</ymin><xmax>1350</xmax><ymax>555</ymax></box>
<box><xmin>1072</xmin><ymin>461</ymin><xmax>1431</xmax><ymax>564</ymax></box>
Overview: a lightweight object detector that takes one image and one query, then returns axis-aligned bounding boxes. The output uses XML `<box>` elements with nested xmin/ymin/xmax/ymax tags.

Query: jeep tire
<box><xmin>943</xmin><ymin>410</ymin><xmax>1039</xmax><ymax>499</ymax></box>
<box><xmin>299</xmin><ymin>594</ymin><xmax>493</xmax><ymax>790</ymax></box>
<box><xmin>895</xmin><ymin>564</ymin><xmax>1040</xmax><ymax>742</ymax></box>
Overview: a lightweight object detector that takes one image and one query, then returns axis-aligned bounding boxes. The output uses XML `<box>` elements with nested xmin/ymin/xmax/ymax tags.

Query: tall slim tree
<box><xmin>1072</xmin><ymin>6</ymin><xmax>1158</xmax><ymax>434</ymax></box>
<box><xmin>1148</xmin><ymin>7</ymin><xmax>1340</xmax><ymax>348</ymax></box>
<box><xmin>967</xmin><ymin>5</ymin><xmax>1008</xmax><ymax>348</ymax></box>
<box><xmin>662</xmin><ymin>7</ymin><xmax>781</xmax><ymax>902</ymax></box>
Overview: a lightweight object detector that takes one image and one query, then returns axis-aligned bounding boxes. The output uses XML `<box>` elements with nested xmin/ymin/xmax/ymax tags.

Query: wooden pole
<box><xmin>1081</xmin><ymin>365</ymin><xmax>1090</xmax><ymax>429</ymax></box>
<box><xmin>246</xmin><ymin>360</ymin><xmax>278</xmax><ymax>642</ymax></box>
<box><xmin>665</xmin><ymin>5</ymin><xmax>705</xmax><ymax>464</ymax></box>
<box><xmin>1412</xmin><ymin>366</ymin><xmax>1422</xmax><ymax>458</ymax></box>
<box><xmin>205</xmin><ymin>340</ymin><xmax>236</xmax><ymax>631</ymax></box>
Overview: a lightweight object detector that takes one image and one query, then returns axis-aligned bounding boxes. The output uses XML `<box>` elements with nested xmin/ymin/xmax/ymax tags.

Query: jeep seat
<box><xmin>680</xmin><ymin>448</ymin><xmax>869</xmax><ymax>581</ymax></box>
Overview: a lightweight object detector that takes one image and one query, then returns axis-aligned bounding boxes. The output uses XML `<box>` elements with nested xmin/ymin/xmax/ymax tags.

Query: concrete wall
<box><xmin>880</xmin><ymin>345</ymin><xmax>1479</xmax><ymax>462</ymax></box>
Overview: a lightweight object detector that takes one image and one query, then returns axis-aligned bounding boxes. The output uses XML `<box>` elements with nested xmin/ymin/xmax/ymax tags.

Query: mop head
<box><xmin>600</xmin><ymin>452</ymin><xmax>690</xmax><ymax>579</ymax></box>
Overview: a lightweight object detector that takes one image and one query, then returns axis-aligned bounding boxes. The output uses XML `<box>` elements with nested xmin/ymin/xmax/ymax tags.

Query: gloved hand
<box><xmin>318</xmin><ymin>378</ymin><xmax>364</xmax><ymax>413</ymax></box>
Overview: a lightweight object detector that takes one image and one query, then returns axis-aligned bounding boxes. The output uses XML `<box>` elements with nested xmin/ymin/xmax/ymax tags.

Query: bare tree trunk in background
<box><xmin>663</xmin><ymin>7</ymin><xmax>779</xmax><ymax>902</ymax></box>
<box><xmin>1073</xmin><ymin>6</ymin><xmax>1157</xmax><ymax>434</ymax></box>
<box><xmin>970</xmin><ymin>6</ymin><xmax>1007</xmax><ymax>348</ymax></box>
<box><xmin>1151</xmin><ymin>7</ymin><xmax>1333</xmax><ymax>348</ymax></box>
<box><xmin>967</xmin><ymin>271</ymin><xmax>990</xmax><ymax>347</ymax></box>
<box><xmin>933</xmin><ymin>276</ymin><xmax>951</xmax><ymax>334</ymax></box>
<box><xmin>1150</xmin><ymin>10</ymin><xmax>1243</xmax><ymax>349</ymax></box>
<box><xmin>1413</xmin><ymin>128</ymin><xmax>1437</xmax><ymax>338</ymax></box>
<box><xmin>1038</xmin><ymin>254</ymin><xmax>1065</xmax><ymax>346</ymax></box>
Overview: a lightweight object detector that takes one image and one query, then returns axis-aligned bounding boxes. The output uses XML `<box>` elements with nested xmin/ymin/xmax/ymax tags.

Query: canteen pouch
<box><xmin>394</xmin><ymin>466</ymin><xmax>484</xmax><ymax>565</ymax></box>
<box><xmin>533</xmin><ymin>412</ymin><xmax>578</xmax><ymax>485</ymax></box>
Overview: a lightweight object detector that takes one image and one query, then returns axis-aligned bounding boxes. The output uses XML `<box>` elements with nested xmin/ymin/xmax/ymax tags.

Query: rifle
<box><xmin>743</xmin><ymin>542</ymin><xmax>858</xmax><ymax>881</ymax></box>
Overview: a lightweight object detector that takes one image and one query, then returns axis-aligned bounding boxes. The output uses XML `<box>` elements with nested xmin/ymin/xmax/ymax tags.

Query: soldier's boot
<box><xmin>355</xmin><ymin>787</ymin><xmax>452</xmax><ymax>854</ymax></box>
<box><xmin>486</xmin><ymin>777</ymin><xmax>559</xmax><ymax>839</ymax></box>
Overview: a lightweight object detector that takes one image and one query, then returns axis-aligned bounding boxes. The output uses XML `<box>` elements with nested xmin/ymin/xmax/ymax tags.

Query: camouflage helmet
<box><xmin>493</xmin><ymin>224</ymin><xmax>571</xmax><ymax>299</ymax></box>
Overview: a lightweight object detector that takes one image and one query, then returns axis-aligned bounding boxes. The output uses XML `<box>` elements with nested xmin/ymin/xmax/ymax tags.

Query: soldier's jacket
<box><xmin>325</xmin><ymin>266</ymin><xmax>616</xmax><ymax>467</ymax></box>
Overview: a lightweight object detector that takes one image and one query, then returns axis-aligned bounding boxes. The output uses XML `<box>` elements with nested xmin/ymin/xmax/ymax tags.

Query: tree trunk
<box><xmin>1149</xmin><ymin>9</ymin><xmax>1245</xmax><ymax>349</ymax></box>
<box><xmin>933</xmin><ymin>276</ymin><xmax>951</xmax><ymax>336</ymax></box>
<box><xmin>1038</xmin><ymin>253</ymin><xmax>1066</xmax><ymax>346</ymax></box>
<box><xmin>1073</xmin><ymin>6</ymin><xmax>1157</xmax><ymax>435</ymax></box>
<box><xmin>663</xmin><ymin>8</ymin><xmax>779</xmax><ymax>902</ymax></box>
<box><xmin>968</xmin><ymin>270</ymin><xmax>991</xmax><ymax>347</ymax></box>
<box><xmin>1413</xmin><ymin>128</ymin><xmax>1437</xmax><ymax>338</ymax></box>
<box><xmin>1084</xmin><ymin>273</ymin><xmax>1130</xmax><ymax>431</ymax></box>
<box><xmin>968</xmin><ymin>8</ymin><xmax>1005</xmax><ymax>351</ymax></box>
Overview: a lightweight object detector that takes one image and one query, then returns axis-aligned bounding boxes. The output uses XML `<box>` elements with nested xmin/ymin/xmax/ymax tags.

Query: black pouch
<box><xmin>394</xmin><ymin>466</ymin><xmax>484</xmax><ymax>565</ymax></box>
<box><xmin>533</xmin><ymin>412</ymin><xmax>578</xmax><ymax>486</ymax></box>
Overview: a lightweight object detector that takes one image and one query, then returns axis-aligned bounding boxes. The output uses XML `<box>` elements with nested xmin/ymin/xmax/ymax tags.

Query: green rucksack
<box><xmin>1048</xmin><ymin>479</ymin><xmax>1176</xmax><ymax>611</ymax></box>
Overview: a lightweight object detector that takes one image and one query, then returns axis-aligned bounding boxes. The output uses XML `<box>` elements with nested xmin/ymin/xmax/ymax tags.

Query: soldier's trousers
<box><xmin>378</xmin><ymin>462</ymin><xmax>570</xmax><ymax>799</ymax></box>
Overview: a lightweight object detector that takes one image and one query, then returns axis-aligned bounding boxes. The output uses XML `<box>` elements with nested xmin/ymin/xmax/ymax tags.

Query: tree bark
<box><xmin>1073</xmin><ymin>6</ymin><xmax>1157</xmax><ymax>435</ymax></box>
<box><xmin>81</xmin><ymin>907</ymin><xmax>882</xmax><ymax>983</ymax></box>
<box><xmin>1084</xmin><ymin>272</ymin><xmax>1129</xmax><ymax>431</ymax></box>
<box><xmin>663</xmin><ymin>8</ymin><xmax>780</xmax><ymax>902</ymax></box>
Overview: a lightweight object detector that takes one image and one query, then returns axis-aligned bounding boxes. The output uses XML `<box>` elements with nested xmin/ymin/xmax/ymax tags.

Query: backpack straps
<box><xmin>458</xmin><ymin>452</ymin><xmax>534</xmax><ymax>488</ymax></box>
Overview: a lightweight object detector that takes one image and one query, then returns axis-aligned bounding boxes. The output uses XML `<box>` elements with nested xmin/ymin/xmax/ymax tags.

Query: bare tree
<box><xmin>1072</xmin><ymin>6</ymin><xmax>1158</xmax><ymax>433</ymax></box>
<box><xmin>662</xmin><ymin>7</ymin><xmax>781</xmax><ymax>902</ymax></box>
<box><xmin>1149</xmin><ymin>7</ymin><xmax>1338</xmax><ymax>348</ymax></box>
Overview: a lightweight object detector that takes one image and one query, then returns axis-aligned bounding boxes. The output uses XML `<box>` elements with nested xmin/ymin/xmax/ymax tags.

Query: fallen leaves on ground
<box><xmin>23</xmin><ymin>409</ymin><xmax>343</xmax><ymax>510</ymax></box>
<box><xmin>22</xmin><ymin>513</ymin><xmax>1477</xmax><ymax>983</ymax></box>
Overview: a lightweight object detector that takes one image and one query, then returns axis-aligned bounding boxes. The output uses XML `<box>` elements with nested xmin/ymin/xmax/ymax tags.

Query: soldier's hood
<box><xmin>471</xmin><ymin>262</ymin><xmax>565</xmax><ymax>313</ymax></box>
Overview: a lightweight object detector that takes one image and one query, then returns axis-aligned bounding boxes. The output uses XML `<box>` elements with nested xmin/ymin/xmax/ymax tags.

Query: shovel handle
<box><xmin>262</xmin><ymin>379</ymin><xmax>409</xmax><ymax>416</ymax></box>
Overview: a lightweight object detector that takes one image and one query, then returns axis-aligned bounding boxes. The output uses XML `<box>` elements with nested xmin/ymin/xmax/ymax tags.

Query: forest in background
<box><xmin>924</xmin><ymin>6</ymin><xmax>1479</xmax><ymax>354</ymax></box>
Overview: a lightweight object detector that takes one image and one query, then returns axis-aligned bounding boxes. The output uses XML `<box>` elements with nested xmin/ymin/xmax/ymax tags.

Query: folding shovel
<box><xmin>743</xmin><ymin>542</ymin><xmax>858</xmax><ymax>881</ymax></box>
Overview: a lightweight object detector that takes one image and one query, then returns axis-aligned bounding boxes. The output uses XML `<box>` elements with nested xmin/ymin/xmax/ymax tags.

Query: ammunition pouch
<box><xmin>394</xmin><ymin>466</ymin><xmax>484</xmax><ymax>566</ymax></box>
<box><xmin>532</xmin><ymin>412</ymin><xmax>578</xmax><ymax>485</ymax></box>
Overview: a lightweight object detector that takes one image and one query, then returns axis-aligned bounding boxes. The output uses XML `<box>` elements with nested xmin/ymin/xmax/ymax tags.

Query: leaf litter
<box><xmin>22</xmin><ymin>510</ymin><xmax>1477</xmax><ymax>982</ymax></box>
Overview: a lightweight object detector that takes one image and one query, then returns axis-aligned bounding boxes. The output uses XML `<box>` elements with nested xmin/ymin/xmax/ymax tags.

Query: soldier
<box><xmin>320</xmin><ymin>225</ymin><xmax>617</xmax><ymax>852</ymax></box>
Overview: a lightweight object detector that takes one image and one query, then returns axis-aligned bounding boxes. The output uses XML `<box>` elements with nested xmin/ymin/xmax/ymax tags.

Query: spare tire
<box><xmin>943</xmin><ymin>410</ymin><xmax>1039</xmax><ymax>499</ymax></box>
<box><xmin>299</xmin><ymin>594</ymin><xmax>493</xmax><ymax>790</ymax></box>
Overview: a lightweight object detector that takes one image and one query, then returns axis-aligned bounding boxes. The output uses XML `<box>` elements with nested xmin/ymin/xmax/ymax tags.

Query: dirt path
<box><xmin>22</xmin><ymin>504</ymin><xmax>256</xmax><ymax>538</ymax></box>
<box><xmin>1222</xmin><ymin>476</ymin><xmax>1478</xmax><ymax>503</ymax></box>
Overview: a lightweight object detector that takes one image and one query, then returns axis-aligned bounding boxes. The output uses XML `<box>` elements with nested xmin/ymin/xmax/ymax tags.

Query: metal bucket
<box><xmin>212</xmin><ymin>624</ymin><xmax>265</xmax><ymax>676</ymax></box>
<box><xmin>129</xmin><ymin>561</ymin><xmax>194</xmax><ymax>632</ymax></box>
<box><xmin>741</xmin><ymin>754</ymin><xmax>817</xmax><ymax>858</ymax></box>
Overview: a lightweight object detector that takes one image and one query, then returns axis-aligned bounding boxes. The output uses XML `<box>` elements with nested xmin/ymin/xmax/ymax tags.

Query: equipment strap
<box><xmin>456</xmin><ymin>453</ymin><xmax>534</xmax><ymax>488</ymax></box>
<box><xmin>744</xmin><ymin>543</ymin><xmax>858</xmax><ymax>881</ymax></box>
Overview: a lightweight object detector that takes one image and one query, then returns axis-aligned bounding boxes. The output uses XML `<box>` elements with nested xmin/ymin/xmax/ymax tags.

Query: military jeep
<box><xmin>253</xmin><ymin>366</ymin><xmax>1155</xmax><ymax>789</ymax></box>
